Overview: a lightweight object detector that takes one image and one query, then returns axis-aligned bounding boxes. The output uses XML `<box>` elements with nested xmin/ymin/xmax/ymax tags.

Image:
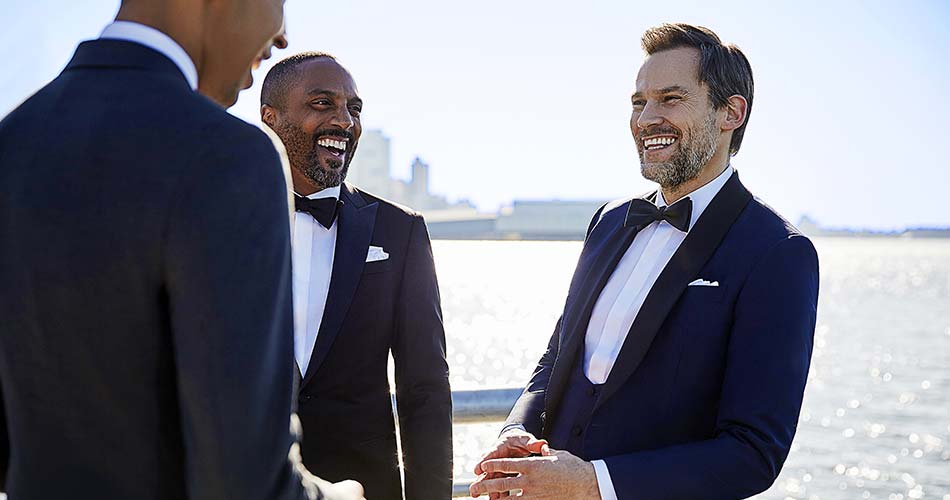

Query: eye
<box><xmin>310</xmin><ymin>99</ymin><xmax>332</xmax><ymax>107</ymax></box>
<box><xmin>348</xmin><ymin>104</ymin><xmax>362</xmax><ymax>116</ymax></box>
<box><xmin>631</xmin><ymin>99</ymin><xmax>646</xmax><ymax>108</ymax></box>
<box><xmin>663</xmin><ymin>95</ymin><xmax>682</xmax><ymax>103</ymax></box>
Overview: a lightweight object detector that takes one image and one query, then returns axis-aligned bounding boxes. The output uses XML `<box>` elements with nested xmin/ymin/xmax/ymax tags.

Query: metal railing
<box><xmin>450</xmin><ymin>387</ymin><xmax>522</xmax><ymax>497</ymax></box>
<box><xmin>0</xmin><ymin>389</ymin><xmax>522</xmax><ymax>500</ymax></box>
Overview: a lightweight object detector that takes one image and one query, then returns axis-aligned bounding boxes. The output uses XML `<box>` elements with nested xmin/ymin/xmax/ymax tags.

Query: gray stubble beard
<box><xmin>639</xmin><ymin>111</ymin><xmax>719</xmax><ymax>191</ymax></box>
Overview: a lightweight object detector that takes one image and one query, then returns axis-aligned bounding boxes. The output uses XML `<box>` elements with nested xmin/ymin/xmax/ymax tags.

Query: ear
<box><xmin>261</xmin><ymin>104</ymin><xmax>277</xmax><ymax>128</ymax></box>
<box><xmin>721</xmin><ymin>95</ymin><xmax>747</xmax><ymax>133</ymax></box>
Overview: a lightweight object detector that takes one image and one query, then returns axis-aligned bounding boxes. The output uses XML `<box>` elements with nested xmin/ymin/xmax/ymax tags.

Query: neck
<box><xmin>115</xmin><ymin>2</ymin><xmax>204</xmax><ymax>75</ymax></box>
<box><xmin>661</xmin><ymin>147</ymin><xmax>731</xmax><ymax>204</ymax></box>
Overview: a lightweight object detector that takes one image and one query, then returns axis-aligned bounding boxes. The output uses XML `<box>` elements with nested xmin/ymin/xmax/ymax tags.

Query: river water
<box><xmin>438</xmin><ymin>238</ymin><xmax>950</xmax><ymax>499</ymax></box>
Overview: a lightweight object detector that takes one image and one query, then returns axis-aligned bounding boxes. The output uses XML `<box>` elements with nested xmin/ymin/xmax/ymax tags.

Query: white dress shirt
<box><xmin>587</xmin><ymin>165</ymin><xmax>734</xmax><ymax>500</ymax></box>
<box><xmin>100</xmin><ymin>21</ymin><xmax>198</xmax><ymax>90</ymax></box>
<box><xmin>292</xmin><ymin>186</ymin><xmax>341</xmax><ymax>376</ymax></box>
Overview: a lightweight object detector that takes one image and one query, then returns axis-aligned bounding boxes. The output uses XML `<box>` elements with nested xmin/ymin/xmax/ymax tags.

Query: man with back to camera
<box><xmin>259</xmin><ymin>52</ymin><xmax>454</xmax><ymax>500</ymax></box>
<box><xmin>0</xmin><ymin>1</ymin><xmax>362</xmax><ymax>498</ymax></box>
<box><xmin>471</xmin><ymin>23</ymin><xmax>819</xmax><ymax>499</ymax></box>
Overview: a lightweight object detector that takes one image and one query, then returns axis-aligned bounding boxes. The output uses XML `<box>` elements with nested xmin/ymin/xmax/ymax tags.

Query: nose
<box><xmin>635</xmin><ymin>100</ymin><xmax>664</xmax><ymax>132</ymax></box>
<box><xmin>329</xmin><ymin>105</ymin><xmax>354</xmax><ymax>131</ymax></box>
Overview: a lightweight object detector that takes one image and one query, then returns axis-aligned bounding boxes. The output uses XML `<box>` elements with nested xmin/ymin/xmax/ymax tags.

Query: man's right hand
<box><xmin>475</xmin><ymin>428</ymin><xmax>549</xmax><ymax>475</ymax></box>
<box><xmin>472</xmin><ymin>428</ymin><xmax>548</xmax><ymax>499</ymax></box>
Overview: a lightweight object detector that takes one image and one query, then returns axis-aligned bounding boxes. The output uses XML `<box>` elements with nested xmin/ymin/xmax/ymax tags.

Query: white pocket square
<box><xmin>366</xmin><ymin>246</ymin><xmax>389</xmax><ymax>263</ymax></box>
<box><xmin>688</xmin><ymin>278</ymin><xmax>719</xmax><ymax>287</ymax></box>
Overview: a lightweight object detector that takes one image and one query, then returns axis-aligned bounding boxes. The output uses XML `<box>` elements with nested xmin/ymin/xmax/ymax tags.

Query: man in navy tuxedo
<box><xmin>260</xmin><ymin>53</ymin><xmax>453</xmax><ymax>500</ymax></box>
<box><xmin>472</xmin><ymin>24</ymin><xmax>819</xmax><ymax>499</ymax></box>
<box><xmin>0</xmin><ymin>1</ymin><xmax>362</xmax><ymax>498</ymax></box>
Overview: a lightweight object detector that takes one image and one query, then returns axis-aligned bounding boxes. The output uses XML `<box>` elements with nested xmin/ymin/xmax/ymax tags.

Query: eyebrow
<box><xmin>659</xmin><ymin>85</ymin><xmax>690</xmax><ymax>95</ymax></box>
<box><xmin>632</xmin><ymin>85</ymin><xmax>692</xmax><ymax>99</ymax></box>
<box><xmin>306</xmin><ymin>89</ymin><xmax>363</xmax><ymax>105</ymax></box>
<box><xmin>306</xmin><ymin>88</ymin><xmax>336</xmax><ymax>97</ymax></box>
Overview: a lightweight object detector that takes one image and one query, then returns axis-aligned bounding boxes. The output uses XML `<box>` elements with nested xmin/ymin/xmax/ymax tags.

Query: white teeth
<box><xmin>317</xmin><ymin>138</ymin><xmax>348</xmax><ymax>151</ymax></box>
<box><xmin>643</xmin><ymin>137</ymin><xmax>676</xmax><ymax>148</ymax></box>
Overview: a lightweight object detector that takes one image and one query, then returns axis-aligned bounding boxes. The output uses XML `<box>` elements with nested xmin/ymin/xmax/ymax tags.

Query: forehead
<box><xmin>293</xmin><ymin>58</ymin><xmax>359</xmax><ymax>97</ymax></box>
<box><xmin>635</xmin><ymin>47</ymin><xmax>702</xmax><ymax>93</ymax></box>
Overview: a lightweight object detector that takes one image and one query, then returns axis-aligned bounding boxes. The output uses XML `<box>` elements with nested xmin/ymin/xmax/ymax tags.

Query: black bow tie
<box><xmin>624</xmin><ymin>196</ymin><xmax>693</xmax><ymax>232</ymax></box>
<box><xmin>294</xmin><ymin>195</ymin><xmax>343</xmax><ymax>229</ymax></box>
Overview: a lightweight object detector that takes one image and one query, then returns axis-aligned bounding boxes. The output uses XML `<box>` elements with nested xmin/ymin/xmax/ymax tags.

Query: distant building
<box><xmin>346</xmin><ymin>129</ymin><xmax>475</xmax><ymax>213</ymax></box>
<box><xmin>346</xmin><ymin>129</ymin><xmax>393</xmax><ymax>198</ymax></box>
<box><xmin>798</xmin><ymin>215</ymin><xmax>950</xmax><ymax>239</ymax></box>
<box><xmin>494</xmin><ymin>200</ymin><xmax>605</xmax><ymax>240</ymax></box>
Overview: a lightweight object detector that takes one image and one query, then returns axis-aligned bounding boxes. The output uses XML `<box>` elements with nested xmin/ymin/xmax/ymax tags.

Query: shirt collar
<box><xmin>656</xmin><ymin>164</ymin><xmax>735</xmax><ymax>231</ymax></box>
<box><xmin>297</xmin><ymin>185</ymin><xmax>341</xmax><ymax>201</ymax></box>
<box><xmin>100</xmin><ymin>21</ymin><xmax>198</xmax><ymax>90</ymax></box>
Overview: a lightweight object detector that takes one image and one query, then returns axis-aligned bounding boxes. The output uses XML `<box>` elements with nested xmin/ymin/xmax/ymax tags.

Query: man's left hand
<box><xmin>469</xmin><ymin>448</ymin><xmax>602</xmax><ymax>499</ymax></box>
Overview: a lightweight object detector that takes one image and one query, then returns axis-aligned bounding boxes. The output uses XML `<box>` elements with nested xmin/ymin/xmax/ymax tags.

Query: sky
<box><xmin>3</xmin><ymin>0</ymin><xmax>949</xmax><ymax>230</ymax></box>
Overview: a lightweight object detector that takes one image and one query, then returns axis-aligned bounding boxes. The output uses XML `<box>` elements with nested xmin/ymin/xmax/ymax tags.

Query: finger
<box><xmin>476</xmin><ymin>437</ymin><xmax>528</xmax><ymax>473</ymax></box>
<box><xmin>523</xmin><ymin>438</ymin><xmax>548</xmax><ymax>455</ymax></box>
<box><xmin>470</xmin><ymin>475</ymin><xmax>526</xmax><ymax>496</ymax></box>
<box><xmin>480</xmin><ymin>457</ymin><xmax>533</xmax><ymax>475</ymax></box>
<box><xmin>540</xmin><ymin>443</ymin><xmax>552</xmax><ymax>456</ymax></box>
<box><xmin>475</xmin><ymin>437</ymin><xmax>543</xmax><ymax>474</ymax></box>
<box><xmin>469</xmin><ymin>472</ymin><xmax>502</xmax><ymax>497</ymax></box>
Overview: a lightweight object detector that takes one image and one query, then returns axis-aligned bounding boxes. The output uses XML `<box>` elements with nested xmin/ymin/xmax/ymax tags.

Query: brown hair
<box><xmin>642</xmin><ymin>23</ymin><xmax>754</xmax><ymax>155</ymax></box>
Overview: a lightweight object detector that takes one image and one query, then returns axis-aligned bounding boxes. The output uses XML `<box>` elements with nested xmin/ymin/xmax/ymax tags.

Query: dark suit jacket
<box><xmin>296</xmin><ymin>183</ymin><xmax>453</xmax><ymax>500</ymax></box>
<box><xmin>506</xmin><ymin>173</ymin><xmax>819</xmax><ymax>499</ymax></box>
<box><xmin>0</xmin><ymin>39</ymin><xmax>323</xmax><ymax>500</ymax></box>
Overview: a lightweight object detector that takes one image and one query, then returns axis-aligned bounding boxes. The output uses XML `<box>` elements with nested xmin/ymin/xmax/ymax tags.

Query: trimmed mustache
<box><xmin>313</xmin><ymin>129</ymin><xmax>354</xmax><ymax>142</ymax></box>
<box><xmin>638</xmin><ymin>127</ymin><xmax>680</xmax><ymax>140</ymax></box>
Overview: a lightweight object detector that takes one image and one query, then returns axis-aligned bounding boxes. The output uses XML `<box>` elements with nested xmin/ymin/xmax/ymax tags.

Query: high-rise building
<box><xmin>345</xmin><ymin>129</ymin><xmax>475</xmax><ymax>214</ymax></box>
<box><xmin>346</xmin><ymin>129</ymin><xmax>391</xmax><ymax>198</ymax></box>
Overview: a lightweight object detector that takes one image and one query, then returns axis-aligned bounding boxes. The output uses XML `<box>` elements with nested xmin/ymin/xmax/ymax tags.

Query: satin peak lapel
<box><xmin>301</xmin><ymin>184</ymin><xmax>377</xmax><ymax>389</ymax></box>
<box><xmin>595</xmin><ymin>172</ymin><xmax>752</xmax><ymax>408</ymax></box>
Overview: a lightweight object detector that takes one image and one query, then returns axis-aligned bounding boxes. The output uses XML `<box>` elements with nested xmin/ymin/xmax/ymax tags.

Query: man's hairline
<box><xmin>263</xmin><ymin>55</ymin><xmax>350</xmax><ymax>111</ymax></box>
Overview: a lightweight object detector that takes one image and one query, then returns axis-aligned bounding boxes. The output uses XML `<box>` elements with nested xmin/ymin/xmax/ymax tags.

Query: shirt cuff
<box><xmin>591</xmin><ymin>459</ymin><xmax>618</xmax><ymax>500</ymax></box>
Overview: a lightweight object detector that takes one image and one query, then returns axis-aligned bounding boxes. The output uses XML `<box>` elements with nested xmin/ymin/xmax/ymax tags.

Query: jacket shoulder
<box><xmin>346</xmin><ymin>184</ymin><xmax>423</xmax><ymax>221</ymax></box>
<box><xmin>741</xmin><ymin>196</ymin><xmax>809</xmax><ymax>243</ymax></box>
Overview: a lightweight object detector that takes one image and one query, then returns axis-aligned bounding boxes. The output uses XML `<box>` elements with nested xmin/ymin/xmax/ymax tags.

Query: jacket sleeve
<box><xmin>163</xmin><ymin>125</ymin><xmax>329</xmax><ymax>500</ymax></box>
<box><xmin>504</xmin><ymin>317</ymin><xmax>562</xmax><ymax>437</ymax></box>
<box><xmin>392</xmin><ymin>215</ymin><xmax>454</xmax><ymax>500</ymax></box>
<box><xmin>602</xmin><ymin>235</ymin><xmax>820</xmax><ymax>499</ymax></box>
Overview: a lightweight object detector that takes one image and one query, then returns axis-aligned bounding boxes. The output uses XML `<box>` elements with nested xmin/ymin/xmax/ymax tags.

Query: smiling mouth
<box><xmin>642</xmin><ymin>136</ymin><xmax>678</xmax><ymax>151</ymax></box>
<box><xmin>316</xmin><ymin>136</ymin><xmax>349</xmax><ymax>162</ymax></box>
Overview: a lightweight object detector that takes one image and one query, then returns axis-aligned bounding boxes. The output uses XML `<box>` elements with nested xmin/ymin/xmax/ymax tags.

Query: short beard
<box><xmin>273</xmin><ymin>121</ymin><xmax>351</xmax><ymax>189</ymax></box>
<box><xmin>639</xmin><ymin>111</ymin><xmax>718</xmax><ymax>190</ymax></box>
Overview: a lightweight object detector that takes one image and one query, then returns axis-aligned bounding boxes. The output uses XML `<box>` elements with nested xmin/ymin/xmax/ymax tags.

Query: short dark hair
<box><xmin>261</xmin><ymin>52</ymin><xmax>337</xmax><ymax>110</ymax></box>
<box><xmin>641</xmin><ymin>23</ymin><xmax>754</xmax><ymax>155</ymax></box>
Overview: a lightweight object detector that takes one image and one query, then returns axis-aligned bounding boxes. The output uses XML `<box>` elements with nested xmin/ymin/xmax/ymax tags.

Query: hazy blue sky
<box><xmin>3</xmin><ymin>0</ymin><xmax>949</xmax><ymax>229</ymax></box>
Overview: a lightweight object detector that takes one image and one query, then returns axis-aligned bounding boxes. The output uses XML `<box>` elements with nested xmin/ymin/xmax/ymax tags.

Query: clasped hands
<box><xmin>470</xmin><ymin>429</ymin><xmax>601</xmax><ymax>499</ymax></box>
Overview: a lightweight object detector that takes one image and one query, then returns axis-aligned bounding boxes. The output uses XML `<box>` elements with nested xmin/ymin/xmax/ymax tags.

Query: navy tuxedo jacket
<box><xmin>295</xmin><ymin>183</ymin><xmax>452</xmax><ymax>500</ymax></box>
<box><xmin>0</xmin><ymin>40</ymin><xmax>322</xmax><ymax>499</ymax></box>
<box><xmin>507</xmin><ymin>173</ymin><xmax>819</xmax><ymax>499</ymax></box>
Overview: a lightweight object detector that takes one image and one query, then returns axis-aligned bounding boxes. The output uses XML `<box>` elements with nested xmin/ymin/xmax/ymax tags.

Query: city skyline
<box><xmin>355</xmin><ymin>128</ymin><xmax>950</xmax><ymax>234</ymax></box>
<box><xmin>4</xmin><ymin>1</ymin><xmax>949</xmax><ymax>230</ymax></box>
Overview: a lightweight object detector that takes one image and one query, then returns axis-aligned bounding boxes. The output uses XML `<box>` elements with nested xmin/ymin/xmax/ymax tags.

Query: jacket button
<box><xmin>572</xmin><ymin>426</ymin><xmax>583</xmax><ymax>437</ymax></box>
<box><xmin>300</xmin><ymin>395</ymin><xmax>312</xmax><ymax>403</ymax></box>
<box><xmin>586</xmin><ymin>386</ymin><xmax>597</xmax><ymax>397</ymax></box>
